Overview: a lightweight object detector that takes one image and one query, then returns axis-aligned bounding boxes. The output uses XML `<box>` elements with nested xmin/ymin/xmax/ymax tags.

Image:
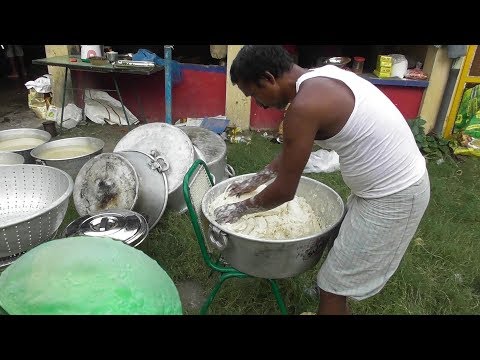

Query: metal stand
<box><xmin>164</xmin><ymin>45</ymin><xmax>173</xmax><ymax>125</ymax></box>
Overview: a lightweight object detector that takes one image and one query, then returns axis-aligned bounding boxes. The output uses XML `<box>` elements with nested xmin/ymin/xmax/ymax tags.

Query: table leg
<box><xmin>135</xmin><ymin>90</ymin><xmax>146</xmax><ymax>124</ymax></box>
<box><xmin>59</xmin><ymin>67</ymin><xmax>69</xmax><ymax>134</ymax></box>
<box><xmin>112</xmin><ymin>73</ymin><xmax>130</xmax><ymax>127</ymax></box>
<box><xmin>81</xmin><ymin>87</ymin><xmax>87</xmax><ymax>125</ymax></box>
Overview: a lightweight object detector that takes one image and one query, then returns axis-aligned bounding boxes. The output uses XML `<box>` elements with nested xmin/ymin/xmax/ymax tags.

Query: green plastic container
<box><xmin>0</xmin><ymin>236</ymin><xmax>182</xmax><ymax>315</ymax></box>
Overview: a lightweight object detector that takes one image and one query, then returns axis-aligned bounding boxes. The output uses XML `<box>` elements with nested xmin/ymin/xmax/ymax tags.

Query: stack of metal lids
<box><xmin>63</xmin><ymin>209</ymin><xmax>149</xmax><ymax>248</ymax></box>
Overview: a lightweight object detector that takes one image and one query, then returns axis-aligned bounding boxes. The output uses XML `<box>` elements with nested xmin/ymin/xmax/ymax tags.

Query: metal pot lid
<box><xmin>114</xmin><ymin>123</ymin><xmax>195</xmax><ymax>194</ymax></box>
<box><xmin>180</xmin><ymin>126</ymin><xmax>226</xmax><ymax>165</ymax></box>
<box><xmin>63</xmin><ymin>209</ymin><xmax>149</xmax><ymax>247</ymax></box>
<box><xmin>73</xmin><ymin>153</ymin><xmax>139</xmax><ymax>216</ymax></box>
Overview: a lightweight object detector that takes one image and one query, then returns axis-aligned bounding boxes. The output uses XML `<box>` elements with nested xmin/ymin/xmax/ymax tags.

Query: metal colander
<box><xmin>0</xmin><ymin>165</ymin><xmax>74</xmax><ymax>262</ymax></box>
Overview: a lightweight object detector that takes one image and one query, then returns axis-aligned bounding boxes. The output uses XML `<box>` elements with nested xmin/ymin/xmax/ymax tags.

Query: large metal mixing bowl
<box><xmin>31</xmin><ymin>137</ymin><xmax>104</xmax><ymax>180</ymax></box>
<box><xmin>202</xmin><ymin>174</ymin><xmax>345</xmax><ymax>279</ymax></box>
<box><xmin>0</xmin><ymin>128</ymin><xmax>51</xmax><ymax>164</ymax></box>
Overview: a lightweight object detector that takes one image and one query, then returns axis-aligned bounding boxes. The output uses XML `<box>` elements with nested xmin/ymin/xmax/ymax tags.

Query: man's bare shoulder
<box><xmin>287</xmin><ymin>76</ymin><xmax>354</xmax><ymax>132</ymax></box>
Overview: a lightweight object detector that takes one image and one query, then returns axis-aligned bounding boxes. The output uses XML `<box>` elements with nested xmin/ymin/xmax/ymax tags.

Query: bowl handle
<box><xmin>149</xmin><ymin>149</ymin><xmax>170</xmax><ymax>172</ymax></box>
<box><xmin>208</xmin><ymin>224</ymin><xmax>228</xmax><ymax>251</ymax></box>
<box><xmin>225</xmin><ymin>164</ymin><xmax>236</xmax><ymax>178</ymax></box>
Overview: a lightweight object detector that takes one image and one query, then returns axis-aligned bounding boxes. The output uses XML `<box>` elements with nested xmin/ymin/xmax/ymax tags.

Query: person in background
<box><xmin>214</xmin><ymin>45</ymin><xmax>430</xmax><ymax>315</ymax></box>
<box><xmin>5</xmin><ymin>45</ymin><xmax>27</xmax><ymax>79</ymax></box>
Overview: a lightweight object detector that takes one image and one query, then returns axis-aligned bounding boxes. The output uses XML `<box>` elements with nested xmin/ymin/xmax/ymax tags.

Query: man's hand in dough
<box><xmin>214</xmin><ymin>201</ymin><xmax>251</xmax><ymax>224</ymax></box>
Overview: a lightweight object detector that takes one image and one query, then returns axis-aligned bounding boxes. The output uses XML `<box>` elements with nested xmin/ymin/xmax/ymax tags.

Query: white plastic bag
<box><xmin>46</xmin><ymin>103</ymin><xmax>83</xmax><ymax>129</ymax></box>
<box><xmin>24</xmin><ymin>74</ymin><xmax>52</xmax><ymax>93</ymax></box>
<box><xmin>84</xmin><ymin>90</ymin><xmax>139</xmax><ymax>126</ymax></box>
<box><xmin>303</xmin><ymin>149</ymin><xmax>340</xmax><ymax>173</ymax></box>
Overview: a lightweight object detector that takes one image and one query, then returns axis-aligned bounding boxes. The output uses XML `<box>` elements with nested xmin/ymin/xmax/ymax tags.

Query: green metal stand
<box><xmin>183</xmin><ymin>160</ymin><xmax>287</xmax><ymax>315</ymax></box>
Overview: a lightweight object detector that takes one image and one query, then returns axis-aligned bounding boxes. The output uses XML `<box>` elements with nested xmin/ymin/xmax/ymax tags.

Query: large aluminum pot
<box><xmin>180</xmin><ymin>126</ymin><xmax>235</xmax><ymax>184</ymax></box>
<box><xmin>0</xmin><ymin>128</ymin><xmax>51</xmax><ymax>164</ymax></box>
<box><xmin>31</xmin><ymin>137</ymin><xmax>104</xmax><ymax>180</ymax></box>
<box><xmin>113</xmin><ymin>123</ymin><xmax>195</xmax><ymax>214</ymax></box>
<box><xmin>171</xmin><ymin>126</ymin><xmax>236</xmax><ymax>214</ymax></box>
<box><xmin>202</xmin><ymin>174</ymin><xmax>345</xmax><ymax>279</ymax></box>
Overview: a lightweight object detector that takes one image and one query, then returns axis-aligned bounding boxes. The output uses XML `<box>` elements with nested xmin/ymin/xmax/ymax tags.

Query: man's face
<box><xmin>237</xmin><ymin>75</ymin><xmax>288</xmax><ymax>110</ymax></box>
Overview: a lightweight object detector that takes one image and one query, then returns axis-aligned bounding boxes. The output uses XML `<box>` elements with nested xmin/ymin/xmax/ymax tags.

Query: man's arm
<box><xmin>215</xmin><ymin>97</ymin><xmax>321</xmax><ymax>223</ymax></box>
<box><xmin>244</xmin><ymin>103</ymin><xmax>319</xmax><ymax>211</ymax></box>
<box><xmin>227</xmin><ymin>147</ymin><xmax>282</xmax><ymax>197</ymax></box>
<box><xmin>214</xmin><ymin>77</ymin><xmax>348</xmax><ymax>224</ymax></box>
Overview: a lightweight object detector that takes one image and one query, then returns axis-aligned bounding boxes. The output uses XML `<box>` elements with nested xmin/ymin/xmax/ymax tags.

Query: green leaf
<box><xmin>415</xmin><ymin>134</ymin><xmax>424</xmax><ymax>142</ymax></box>
<box><xmin>440</xmin><ymin>146</ymin><xmax>451</xmax><ymax>155</ymax></box>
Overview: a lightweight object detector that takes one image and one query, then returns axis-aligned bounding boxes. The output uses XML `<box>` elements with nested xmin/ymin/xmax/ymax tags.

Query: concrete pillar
<box><xmin>225</xmin><ymin>45</ymin><xmax>251</xmax><ymax>130</ymax></box>
<box><xmin>419</xmin><ymin>46</ymin><xmax>452</xmax><ymax>133</ymax></box>
<box><xmin>44</xmin><ymin>45</ymin><xmax>76</xmax><ymax>108</ymax></box>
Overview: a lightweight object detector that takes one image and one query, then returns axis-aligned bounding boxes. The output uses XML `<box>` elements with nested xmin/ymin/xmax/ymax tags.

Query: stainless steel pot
<box><xmin>180</xmin><ymin>126</ymin><xmax>235</xmax><ymax>183</ymax></box>
<box><xmin>202</xmin><ymin>174</ymin><xmax>345</xmax><ymax>279</ymax></box>
<box><xmin>73</xmin><ymin>151</ymin><xmax>168</xmax><ymax>230</ymax></box>
<box><xmin>31</xmin><ymin>137</ymin><xmax>104</xmax><ymax>180</ymax></box>
<box><xmin>0</xmin><ymin>128</ymin><xmax>51</xmax><ymax>164</ymax></box>
<box><xmin>171</xmin><ymin>126</ymin><xmax>236</xmax><ymax>214</ymax></box>
<box><xmin>113</xmin><ymin>123</ymin><xmax>195</xmax><ymax>214</ymax></box>
<box><xmin>0</xmin><ymin>151</ymin><xmax>24</xmax><ymax>165</ymax></box>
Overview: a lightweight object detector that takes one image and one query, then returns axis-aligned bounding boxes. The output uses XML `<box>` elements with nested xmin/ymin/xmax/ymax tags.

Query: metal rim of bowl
<box><xmin>202</xmin><ymin>174</ymin><xmax>346</xmax><ymax>244</ymax></box>
<box><xmin>31</xmin><ymin>137</ymin><xmax>105</xmax><ymax>161</ymax></box>
<box><xmin>0</xmin><ymin>128</ymin><xmax>51</xmax><ymax>152</ymax></box>
<box><xmin>0</xmin><ymin>164</ymin><xmax>74</xmax><ymax>229</ymax></box>
<box><xmin>0</xmin><ymin>151</ymin><xmax>25</xmax><ymax>164</ymax></box>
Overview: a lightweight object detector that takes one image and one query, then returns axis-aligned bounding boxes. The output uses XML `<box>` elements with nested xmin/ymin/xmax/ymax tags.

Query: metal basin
<box><xmin>0</xmin><ymin>151</ymin><xmax>24</xmax><ymax>165</ymax></box>
<box><xmin>0</xmin><ymin>128</ymin><xmax>51</xmax><ymax>164</ymax></box>
<box><xmin>202</xmin><ymin>174</ymin><xmax>345</xmax><ymax>279</ymax></box>
<box><xmin>31</xmin><ymin>137</ymin><xmax>104</xmax><ymax>180</ymax></box>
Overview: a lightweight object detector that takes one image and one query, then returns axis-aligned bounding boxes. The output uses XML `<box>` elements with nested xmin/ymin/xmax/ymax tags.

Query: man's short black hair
<box><xmin>230</xmin><ymin>45</ymin><xmax>294</xmax><ymax>86</ymax></box>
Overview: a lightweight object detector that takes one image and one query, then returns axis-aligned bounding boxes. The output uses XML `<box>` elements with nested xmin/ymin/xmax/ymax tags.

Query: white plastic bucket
<box><xmin>81</xmin><ymin>45</ymin><xmax>103</xmax><ymax>60</ymax></box>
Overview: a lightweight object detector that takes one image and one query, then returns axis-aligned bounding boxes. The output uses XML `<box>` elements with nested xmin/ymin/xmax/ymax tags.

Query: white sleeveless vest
<box><xmin>296</xmin><ymin>65</ymin><xmax>426</xmax><ymax>198</ymax></box>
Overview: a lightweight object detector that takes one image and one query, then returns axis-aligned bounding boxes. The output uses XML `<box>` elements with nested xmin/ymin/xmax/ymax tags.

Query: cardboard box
<box><xmin>377</xmin><ymin>55</ymin><xmax>393</xmax><ymax>68</ymax></box>
<box><xmin>373</xmin><ymin>69</ymin><xmax>392</xmax><ymax>78</ymax></box>
<box><xmin>375</xmin><ymin>66</ymin><xmax>393</xmax><ymax>74</ymax></box>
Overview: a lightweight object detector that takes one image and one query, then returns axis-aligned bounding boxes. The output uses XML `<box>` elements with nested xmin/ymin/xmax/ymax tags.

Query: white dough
<box><xmin>209</xmin><ymin>184</ymin><xmax>323</xmax><ymax>240</ymax></box>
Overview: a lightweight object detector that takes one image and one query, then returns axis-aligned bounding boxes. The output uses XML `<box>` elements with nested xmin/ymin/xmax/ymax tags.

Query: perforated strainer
<box><xmin>0</xmin><ymin>165</ymin><xmax>74</xmax><ymax>262</ymax></box>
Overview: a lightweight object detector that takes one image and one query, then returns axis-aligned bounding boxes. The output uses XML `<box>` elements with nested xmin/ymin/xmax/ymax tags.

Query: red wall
<box><xmin>377</xmin><ymin>85</ymin><xmax>425</xmax><ymax>121</ymax></box>
<box><xmin>250</xmin><ymin>101</ymin><xmax>285</xmax><ymax>130</ymax></box>
<box><xmin>71</xmin><ymin>68</ymin><xmax>424</xmax><ymax>128</ymax></box>
<box><xmin>71</xmin><ymin>64</ymin><xmax>227</xmax><ymax>123</ymax></box>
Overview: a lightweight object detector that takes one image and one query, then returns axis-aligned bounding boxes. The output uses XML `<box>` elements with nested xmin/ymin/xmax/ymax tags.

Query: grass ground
<box><xmin>60</xmin><ymin>129</ymin><xmax>480</xmax><ymax>315</ymax></box>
